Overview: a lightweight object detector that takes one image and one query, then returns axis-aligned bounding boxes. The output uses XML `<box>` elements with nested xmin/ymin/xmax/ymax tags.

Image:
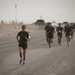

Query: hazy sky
<box><xmin>0</xmin><ymin>0</ymin><xmax>75</xmax><ymax>23</ymax></box>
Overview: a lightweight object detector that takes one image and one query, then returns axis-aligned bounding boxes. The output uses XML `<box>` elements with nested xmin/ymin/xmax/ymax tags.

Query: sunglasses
<box><xmin>22</xmin><ymin>27</ymin><xmax>26</xmax><ymax>28</ymax></box>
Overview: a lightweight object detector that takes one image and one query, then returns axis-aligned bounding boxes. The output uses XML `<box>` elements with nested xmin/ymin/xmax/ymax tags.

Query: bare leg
<box><xmin>58</xmin><ymin>36</ymin><xmax>61</xmax><ymax>45</ymax></box>
<box><xmin>67</xmin><ymin>37</ymin><xmax>69</xmax><ymax>46</ymax></box>
<box><xmin>71</xmin><ymin>33</ymin><xmax>73</xmax><ymax>39</ymax></box>
<box><xmin>51</xmin><ymin>39</ymin><xmax>53</xmax><ymax>44</ymax></box>
<box><xmin>48</xmin><ymin>38</ymin><xmax>51</xmax><ymax>48</ymax></box>
<box><xmin>19</xmin><ymin>47</ymin><xmax>22</xmax><ymax>64</ymax></box>
<box><xmin>19</xmin><ymin>47</ymin><xmax>22</xmax><ymax>59</ymax></box>
<box><xmin>58</xmin><ymin>37</ymin><xmax>59</xmax><ymax>43</ymax></box>
<box><xmin>23</xmin><ymin>49</ymin><xmax>27</xmax><ymax>64</ymax></box>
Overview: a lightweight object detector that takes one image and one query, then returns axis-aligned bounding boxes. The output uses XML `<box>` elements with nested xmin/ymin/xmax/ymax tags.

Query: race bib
<box><xmin>28</xmin><ymin>36</ymin><xmax>30</xmax><ymax>39</ymax></box>
<box><xmin>58</xmin><ymin>30</ymin><xmax>62</xmax><ymax>33</ymax></box>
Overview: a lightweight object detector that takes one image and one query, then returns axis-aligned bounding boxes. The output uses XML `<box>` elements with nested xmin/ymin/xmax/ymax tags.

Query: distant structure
<box><xmin>63</xmin><ymin>22</ymin><xmax>68</xmax><ymax>24</ymax></box>
<box><xmin>34</xmin><ymin>16</ymin><xmax>45</xmax><ymax>25</ymax></box>
<box><xmin>34</xmin><ymin>19</ymin><xmax>45</xmax><ymax>25</ymax></box>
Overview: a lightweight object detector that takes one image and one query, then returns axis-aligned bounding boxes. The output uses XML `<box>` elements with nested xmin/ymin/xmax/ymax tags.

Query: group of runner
<box><xmin>16</xmin><ymin>23</ymin><xmax>74</xmax><ymax>65</ymax></box>
<box><xmin>45</xmin><ymin>22</ymin><xmax>75</xmax><ymax>47</ymax></box>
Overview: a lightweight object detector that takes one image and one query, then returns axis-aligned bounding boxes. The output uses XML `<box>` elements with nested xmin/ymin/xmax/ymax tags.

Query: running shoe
<box><xmin>49</xmin><ymin>43</ymin><xmax>51</xmax><ymax>48</ymax></box>
<box><xmin>23</xmin><ymin>62</ymin><xmax>25</xmax><ymax>65</ymax></box>
<box><xmin>67</xmin><ymin>44</ymin><xmax>69</xmax><ymax>46</ymax></box>
<box><xmin>19</xmin><ymin>59</ymin><xmax>22</xmax><ymax>64</ymax></box>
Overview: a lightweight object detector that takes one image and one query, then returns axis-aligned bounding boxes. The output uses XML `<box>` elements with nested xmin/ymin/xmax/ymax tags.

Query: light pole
<box><xmin>40</xmin><ymin>15</ymin><xmax>42</xmax><ymax>19</ymax></box>
<box><xmin>15</xmin><ymin>4</ymin><xmax>17</xmax><ymax>24</ymax></box>
<box><xmin>58</xmin><ymin>13</ymin><xmax>60</xmax><ymax>23</ymax></box>
<box><xmin>15</xmin><ymin>2</ymin><xmax>18</xmax><ymax>29</ymax></box>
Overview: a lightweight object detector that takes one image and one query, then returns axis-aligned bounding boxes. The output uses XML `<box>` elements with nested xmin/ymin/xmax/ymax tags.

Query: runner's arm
<box><xmin>16</xmin><ymin>32</ymin><xmax>20</xmax><ymax>42</ymax></box>
<box><xmin>16</xmin><ymin>35</ymin><xmax>20</xmax><ymax>42</ymax></box>
<box><xmin>25</xmin><ymin>32</ymin><xmax>30</xmax><ymax>41</ymax></box>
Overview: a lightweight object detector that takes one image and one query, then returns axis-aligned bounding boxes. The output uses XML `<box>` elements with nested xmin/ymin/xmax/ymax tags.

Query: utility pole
<box><xmin>15</xmin><ymin>4</ymin><xmax>17</xmax><ymax>24</ymax></box>
<box><xmin>14</xmin><ymin>0</ymin><xmax>18</xmax><ymax>29</ymax></box>
<box><xmin>58</xmin><ymin>13</ymin><xmax>60</xmax><ymax>23</ymax></box>
<box><xmin>40</xmin><ymin>15</ymin><xmax>42</xmax><ymax>19</ymax></box>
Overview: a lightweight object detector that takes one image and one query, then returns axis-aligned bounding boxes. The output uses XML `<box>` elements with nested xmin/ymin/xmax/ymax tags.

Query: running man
<box><xmin>70</xmin><ymin>24</ymin><xmax>75</xmax><ymax>39</ymax></box>
<box><xmin>64</xmin><ymin>24</ymin><xmax>72</xmax><ymax>46</ymax></box>
<box><xmin>56</xmin><ymin>23</ymin><xmax>63</xmax><ymax>45</ymax></box>
<box><xmin>16</xmin><ymin>25</ymin><xmax>30</xmax><ymax>65</ymax></box>
<box><xmin>44</xmin><ymin>23</ymin><xmax>50</xmax><ymax>43</ymax></box>
<box><xmin>46</xmin><ymin>22</ymin><xmax>55</xmax><ymax>47</ymax></box>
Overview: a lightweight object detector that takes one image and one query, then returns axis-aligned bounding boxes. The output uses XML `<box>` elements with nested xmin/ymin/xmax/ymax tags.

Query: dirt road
<box><xmin>0</xmin><ymin>30</ymin><xmax>75</xmax><ymax>75</ymax></box>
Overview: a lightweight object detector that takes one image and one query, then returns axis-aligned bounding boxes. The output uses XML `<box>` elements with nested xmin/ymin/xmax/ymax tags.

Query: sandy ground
<box><xmin>0</xmin><ymin>24</ymin><xmax>40</xmax><ymax>30</ymax></box>
<box><xmin>0</xmin><ymin>24</ymin><xmax>40</xmax><ymax>37</ymax></box>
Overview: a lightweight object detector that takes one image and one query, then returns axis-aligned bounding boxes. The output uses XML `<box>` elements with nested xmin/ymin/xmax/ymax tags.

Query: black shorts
<box><xmin>57</xmin><ymin>33</ymin><xmax>62</xmax><ymax>38</ymax></box>
<box><xmin>19</xmin><ymin>42</ymin><xmax>28</xmax><ymax>49</ymax></box>
<box><xmin>47</xmin><ymin>34</ymin><xmax>54</xmax><ymax>39</ymax></box>
<box><xmin>65</xmin><ymin>33</ymin><xmax>70</xmax><ymax>37</ymax></box>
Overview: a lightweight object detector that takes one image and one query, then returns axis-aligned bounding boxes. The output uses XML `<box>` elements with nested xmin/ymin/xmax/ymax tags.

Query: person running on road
<box><xmin>56</xmin><ymin>23</ymin><xmax>63</xmax><ymax>45</ymax></box>
<box><xmin>46</xmin><ymin>22</ymin><xmax>55</xmax><ymax>47</ymax></box>
<box><xmin>64</xmin><ymin>24</ymin><xmax>72</xmax><ymax>46</ymax></box>
<box><xmin>44</xmin><ymin>23</ymin><xmax>50</xmax><ymax>43</ymax></box>
<box><xmin>70</xmin><ymin>24</ymin><xmax>75</xmax><ymax>39</ymax></box>
<box><xmin>16</xmin><ymin>25</ymin><xmax>30</xmax><ymax>65</ymax></box>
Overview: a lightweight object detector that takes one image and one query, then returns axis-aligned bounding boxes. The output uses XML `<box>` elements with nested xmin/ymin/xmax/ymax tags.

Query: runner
<box><xmin>44</xmin><ymin>23</ymin><xmax>50</xmax><ymax>44</ymax></box>
<box><xmin>56</xmin><ymin>23</ymin><xmax>63</xmax><ymax>45</ymax></box>
<box><xmin>16</xmin><ymin>25</ymin><xmax>30</xmax><ymax>65</ymax></box>
<box><xmin>64</xmin><ymin>24</ymin><xmax>72</xmax><ymax>46</ymax></box>
<box><xmin>70</xmin><ymin>24</ymin><xmax>75</xmax><ymax>39</ymax></box>
<box><xmin>46</xmin><ymin>22</ymin><xmax>55</xmax><ymax>47</ymax></box>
